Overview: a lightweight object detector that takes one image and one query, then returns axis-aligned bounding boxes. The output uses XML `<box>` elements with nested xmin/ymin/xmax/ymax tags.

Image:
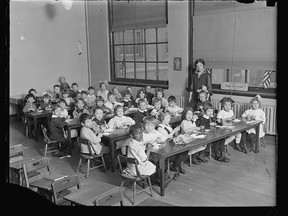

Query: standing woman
<box><xmin>188</xmin><ymin>59</ymin><xmax>212</xmax><ymax>110</ymax></box>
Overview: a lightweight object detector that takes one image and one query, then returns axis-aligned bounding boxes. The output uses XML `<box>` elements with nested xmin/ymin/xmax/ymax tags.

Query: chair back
<box><xmin>77</xmin><ymin>137</ymin><xmax>94</xmax><ymax>156</ymax></box>
<box><xmin>117</xmin><ymin>154</ymin><xmax>141</xmax><ymax>178</ymax></box>
<box><xmin>23</xmin><ymin>157</ymin><xmax>51</xmax><ymax>188</ymax></box>
<box><xmin>41</xmin><ymin>124</ymin><xmax>52</xmax><ymax>142</ymax></box>
<box><xmin>10</xmin><ymin>144</ymin><xmax>24</xmax><ymax>164</ymax></box>
<box><xmin>51</xmin><ymin>174</ymin><xmax>80</xmax><ymax>205</ymax></box>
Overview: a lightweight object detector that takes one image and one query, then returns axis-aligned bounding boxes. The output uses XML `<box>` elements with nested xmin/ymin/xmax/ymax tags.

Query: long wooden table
<box><xmin>150</xmin><ymin>119</ymin><xmax>261</xmax><ymax>196</ymax></box>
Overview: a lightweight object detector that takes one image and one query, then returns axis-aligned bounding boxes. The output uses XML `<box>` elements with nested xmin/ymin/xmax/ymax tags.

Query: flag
<box><xmin>263</xmin><ymin>70</ymin><xmax>274</xmax><ymax>88</ymax></box>
<box><xmin>119</xmin><ymin>58</ymin><xmax>126</xmax><ymax>77</ymax></box>
<box><xmin>206</xmin><ymin>68</ymin><xmax>212</xmax><ymax>76</ymax></box>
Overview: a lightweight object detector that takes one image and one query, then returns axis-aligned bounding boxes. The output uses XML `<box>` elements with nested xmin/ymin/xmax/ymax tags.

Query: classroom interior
<box><xmin>9</xmin><ymin>0</ymin><xmax>277</xmax><ymax>207</ymax></box>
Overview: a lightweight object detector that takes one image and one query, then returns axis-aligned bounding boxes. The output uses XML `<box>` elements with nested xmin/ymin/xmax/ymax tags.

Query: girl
<box><xmin>241</xmin><ymin>95</ymin><xmax>266</xmax><ymax>153</ymax></box>
<box><xmin>96</xmin><ymin>81</ymin><xmax>109</xmax><ymax>102</ymax></box>
<box><xmin>62</xmin><ymin>89</ymin><xmax>75</xmax><ymax>107</ymax></box>
<box><xmin>86</xmin><ymin>86</ymin><xmax>96</xmax><ymax>109</ymax></box>
<box><xmin>112</xmin><ymin>86</ymin><xmax>122</xmax><ymax>102</ymax></box>
<box><xmin>144</xmin><ymin>85</ymin><xmax>154</xmax><ymax>105</ymax></box>
<box><xmin>58</xmin><ymin>76</ymin><xmax>70</xmax><ymax>93</ymax></box>
<box><xmin>107</xmin><ymin>105</ymin><xmax>135</xmax><ymax>130</ymax></box>
<box><xmin>104</xmin><ymin>93</ymin><xmax>123</xmax><ymax>111</ymax></box>
<box><xmin>180</xmin><ymin>107</ymin><xmax>204</xmax><ymax>165</ymax></box>
<box><xmin>72</xmin><ymin>98</ymin><xmax>89</xmax><ymax>119</ymax></box>
<box><xmin>126</xmin><ymin>86</ymin><xmax>135</xmax><ymax>101</ymax></box>
<box><xmin>58</xmin><ymin>99</ymin><xmax>70</xmax><ymax>119</ymax></box>
<box><xmin>92</xmin><ymin>107</ymin><xmax>107</xmax><ymax>131</ymax></box>
<box><xmin>135</xmin><ymin>89</ymin><xmax>147</xmax><ymax>104</ymax></box>
<box><xmin>166</xmin><ymin>95</ymin><xmax>183</xmax><ymax>115</ymax></box>
<box><xmin>133</xmin><ymin>99</ymin><xmax>150</xmax><ymax>126</ymax></box>
<box><xmin>150</xmin><ymin>98</ymin><xmax>164</xmax><ymax>121</ymax></box>
<box><xmin>217</xmin><ymin>97</ymin><xmax>246</xmax><ymax>153</ymax></box>
<box><xmin>94</xmin><ymin>96</ymin><xmax>112</xmax><ymax>115</ymax></box>
<box><xmin>155</xmin><ymin>88</ymin><xmax>169</xmax><ymax>108</ymax></box>
<box><xmin>125</xmin><ymin>124</ymin><xmax>156</xmax><ymax>176</ymax></box>
<box><xmin>195</xmin><ymin>90</ymin><xmax>209</xmax><ymax>115</ymax></box>
<box><xmin>121</xmin><ymin>90</ymin><xmax>135</xmax><ymax>110</ymax></box>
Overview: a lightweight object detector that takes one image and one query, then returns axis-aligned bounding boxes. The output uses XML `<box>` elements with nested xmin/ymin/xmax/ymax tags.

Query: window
<box><xmin>110</xmin><ymin>27</ymin><xmax>168</xmax><ymax>87</ymax></box>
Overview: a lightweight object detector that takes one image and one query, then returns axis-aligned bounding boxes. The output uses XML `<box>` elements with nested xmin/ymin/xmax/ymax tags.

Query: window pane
<box><xmin>114</xmin><ymin>46</ymin><xmax>124</xmax><ymax>61</ymax></box>
<box><xmin>147</xmin><ymin>63</ymin><xmax>157</xmax><ymax>80</ymax></box>
<box><xmin>157</xmin><ymin>27</ymin><xmax>168</xmax><ymax>42</ymax></box>
<box><xmin>123</xmin><ymin>45</ymin><xmax>135</xmax><ymax>61</ymax></box>
<box><xmin>146</xmin><ymin>44</ymin><xmax>156</xmax><ymax>61</ymax></box>
<box><xmin>135</xmin><ymin>45</ymin><xmax>145</xmax><ymax>61</ymax></box>
<box><xmin>124</xmin><ymin>30</ymin><xmax>134</xmax><ymax>44</ymax></box>
<box><xmin>158</xmin><ymin>63</ymin><xmax>168</xmax><ymax>80</ymax></box>
<box><xmin>249</xmin><ymin>69</ymin><xmax>263</xmax><ymax>87</ymax></box>
<box><xmin>125</xmin><ymin>63</ymin><xmax>134</xmax><ymax>79</ymax></box>
<box><xmin>135</xmin><ymin>30</ymin><xmax>144</xmax><ymax>44</ymax></box>
<box><xmin>136</xmin><ymin>63</ymin><xmax>145</xmax><ymax>79</ymax></box>
<box><xmin>227</xmin><ymin>69</ymin><xmax>246</xmax><ymax>83</ymax></box>
<box><xmin>115</xmin><ymin>62</ymin><xmax>126</xmax><ymax>78</ymax></box>
<box><xmin>212</xmin><ymin>69</ymin><xmax>225</xmax><ymax>84</ymax></box>
<box><xmin>157</xmin><ymin>44</ymin><xmax>168</xmax><ymax>61</ymax></box>
<box><xmin>146</xmin><ymin>28</ymin><xmax>156</xmax><ymax>43</ymax></box>
<box><xmin>113</xmin><ymin>31</ymin><xmax>123</xmax><ymax>44</ymax></box>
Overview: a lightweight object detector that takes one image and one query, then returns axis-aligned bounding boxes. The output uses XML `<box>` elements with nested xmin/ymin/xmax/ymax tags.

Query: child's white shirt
<box><xmin>166</xmin><ymin>105</ymin><xmax>183</xmax><ymax>114</ymax></box>
<box><xmin>181</xmin><ymin>120</ymin><xmax>197</xmax><ymax>134</ymax></box>
<box><xmin>107</xmin><ymin>116</ymin><xmax>135</xmax><ymax>129</ymax></box>
<box><xmin>142</xmin><ymin>129</ymin><xmax>167</xmax><ymax>144</ymax></box>
<box><xmin>157</xmin><ymin>123</ymin><xmax>173</xmax><ymax>139</ymax></box>
<box><xmin>217</xmin><ymin>109</ymin><xmax>234</xmax><ymax>119</ymax></box>
<box><xmin>242</xmin><ymin>108</ymin><xmax>266</xmax><ymax>137</ymax></box>
<box><xmin>59</xmin><ymin>108</ymin><xmax>68</xmax><ymax>118</ymax></box>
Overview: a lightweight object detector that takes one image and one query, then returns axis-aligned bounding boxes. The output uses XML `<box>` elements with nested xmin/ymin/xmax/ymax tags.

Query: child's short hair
<box><xmin>58</xmin><ymin>76</ymin><xmax>65</xmax><ymax>82</ymax></box>
<box><xmin>58</xmin><ymin>98</ymin><xmax>67</xmax><ymax>106</ymax></box>
<box><xmin>76</xmin><ymin>98</ymin><xmax>86</xmax><ymax>105</ymax></box>
<box><xmin>52</xmin><ymin>104</ymin><xmax>61</xmax><ymax>112</ymax></box>
<box><xmin>28</xmin><ymin>88</ymin><xmax>36</xmax><ymax>94</ymax></box>
<box><xmin>168</xmin><ymin>95</ymin><xmax>176</xmax><ymax>103</ymax></box>
<box><xmin>123</xmin><ymin>90</ymin><xmax>131</xmax><ymax>96</ymax></box>
<box><xmin>129</xmin><ymin>124</ymin><xmax>143</xmax><ymax>136</ymax></box>
<box><xmin>219</xmin><ymin>97</ymin><xmax>235</xmax><ymax>108</ymax></box>
<box><xmin>159</xmin><ymin>112</ymin><xmax>171</xmax><ymax>122</ymax></box>
<box><xmin>155</xmin><ymin>88</ymin><xmax>164</xmax><ymax>97</ymax></box>
<box><xmin>62</xmin><ymin>89</ymin><xmax>70</xmax><ymax>95</ymax></box>
<box><xmin>71</xmin><ymin>83</ymin><xmax>78</xmax><ymax>87</ymax></box>
<box><xmin>126</xmin><ymin>86</ymin><xmax>132</xmax><ymax>90</ymax></box>
<box><xmin>114</xmin><ymin>104</ymin><xmax>123</xmax><ymax>113</ymax></box>
<box><xmin>96</xmin><ymin>96</ymin><xmax>104</xmax><ymax>102</ymax></box>
<box><xmin>138</xmin><ymin>98</ymin><xmax>147</xmax><ymax>106</ymax></box>
<box><xmin>53</xmin><ymin>84</ymin><xmax>60</xmax><ymax>89</ymax></box>
<box><xmin>43</xmin><ymin>93</ymin><xmax>51</xmax><ymax>99</ymax></box>
<box><xmin>249</xmin><ymin>95</ymin><xmax>262</xmax><ymax>107</ymax></box>
<box><xmin>136</xmin><ymin>89</ymin><xmax>146</xmax><ymax>98</ymax></box>
<box><xmin>88</xmin><ymin>86</ymin><xmax>94</xmax><ymax>91</ymax></box>
<box><xmin>25</xmin><ymin>93</ymin><xmax>35</xmax><ymax>101</ymax></box>
<box><xmin>143</xmin><ymin>116</ymin><xmax>156</xmax><ymax>126</ymax></box>
<box><xmin>152</xmin><ymin>97</ymin><xmax>161</xmax><ymax>106</ymax></box>
<box><xmin>112</xmin><ymin>86</ymin><xmax>119</xmax><ymax>92</ymax></box>
<box><xmin>182</xmin><ymin>107</ymin><xmax>194</xmax><ymax>120</ymax></box>
<box><xmin>79</xmin><ymin>113</ymin><xmax>91</xmax><ymax>124</ymax></box>
<box><xmin>94</xmin><ymin>107</ymin><xmax>104</xmax><ymax>113</ymax></box>
<box><xmin>203</xmin><ymin>102</ymin><xmax>214</xmax><ymax>112</ymax></box>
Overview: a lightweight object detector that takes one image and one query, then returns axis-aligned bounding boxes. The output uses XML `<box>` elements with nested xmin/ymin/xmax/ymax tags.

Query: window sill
<box><xmin>109</xmin><ymin>79</ymin><xmax>169</xmax><ymax>89</ymax></box>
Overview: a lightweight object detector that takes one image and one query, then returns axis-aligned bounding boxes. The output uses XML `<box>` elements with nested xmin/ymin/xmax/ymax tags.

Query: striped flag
<box><xmin>263</xmin><ymin>70</ymin><xmax>274</xmax><ymax>88</ymax></box>
<box><xmin>206</xmin><ymin>68</ymin><xmax>212</xmax><ymax>76</ymax></box>
<box><xmin>119</xmin><ymin>58</ymin><xmax>126</xmax><ymax>77</ymax></box>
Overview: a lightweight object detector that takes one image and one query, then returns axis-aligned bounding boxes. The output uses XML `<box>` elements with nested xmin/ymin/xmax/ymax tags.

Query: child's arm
<box><xmin>125</xmin><ymin>117</ymin><xmax>136</xmax><ymax>126</ymax></box>
<box><xmin>242</xmin><ymin>109</ymin><xmax>250</xmax><ymax>118</ymax></box>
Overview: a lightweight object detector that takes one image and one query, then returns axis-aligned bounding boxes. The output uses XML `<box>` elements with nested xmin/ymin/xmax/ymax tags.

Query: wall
<box><xmin>10</xmin><ymin>0</ymin><xmax>89</xmax><ymax>114</ymax></box>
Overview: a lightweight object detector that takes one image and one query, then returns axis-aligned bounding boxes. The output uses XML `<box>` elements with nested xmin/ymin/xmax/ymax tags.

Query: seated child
<box><xmin>241</xmin><ymin>95</ymin><xmax>266</xmax><ymax>153</ymax></box>
<box><xmin>217</xmin><ymin>97</ymin><xmax>246</xmax><ymax>153</ymax></box>
<box><xmin>73</xmin><ymin>98</ymin><xmax>89</xmax><ymax>119</ymax></box>
<box><xmin>198</xmin><ymin>103</ymin><xmax>230</xmax><ymax>162</ymax></box>
<box><xmin>150</xmin><ymin>98</ymin><xmax>164</xmax><ymax>121</ymax></box>
<box><xmin>95</xmin><ymin>96</ymin><xmax>112</xmax><ymax>115</ymax></box>
<box><xmin>112</xmin><ymin>86</ymin><xmax>122</xmax><ymax>102</ymax></box>
<box><xmin>86</xmin><ymin>86</ymin><xmax>96</xmax><ymax>108</ymax></box>
<box><xmin>104</xmin><ymin>92</ymin><xmax>123</xmax><ymax>111</ymax></box>
<box><xmin>28</xmin><ymin>88</ymin><xmax>42</xmax><ymax>104</ymax></box>
<box><xmin>155</xmin><ymin>88</ymin><xmax>168</xmax><ymax>108</ymax></box>
<box><xmin>135</xmin><ymin>89</ymin><xmax>148</xmax><ymax>104</ymax></box>
<box><xmin>75</xmin><ymin>92</ymin><xmax>82</xmax><ymax>102</ymax></box>
<box><xmin>144</xmin><ymin>85</ymin><xmax>154</xmax><ymax>105</ymax></box>
<box><xmin>81</xmin><ymin>90</ymin><xmax>89</xmax><ymax>104</ymax></box>
<box><xmin>50</xmin><ymin>84</ymin><xmax>61</xmax><ymax>103</ymax></box>
<box><xmin>107</xmin><ymin>105</ymin><xmax>135</xmax><ymax>130</ymax></box>
<box><xmin>133</xmin><ymin>99</ymin><xmax>150</xmax><ymax>126</ymax></box>
<box><xmin>126</xmin><ymin>86</ymin><xmax>135</xmax><ymax>101</ymax></box>
<box><xmin>96</xmin><ymin>81</ymin><xmax>109</xmax><ymax>102</ymax></box>
<box><xmin>23</xmin><ymin>93</ymin><xmax>37</xmax><ymax>113</ymax></box>
<box><xmin>59</xmin><ymin>76</ymin><xmax>70</xmax><ymax>93</ymax></box>
<box><xmin>58</xmin><ymin>99</ymin><xmax>70</xmax><ymax>119</ymax></box>
<box><xmin>38</xmin><ymin>93</ymin><xmax>53</xmax><ymax>111</ymax></box>
<box><xmin>195</xmin><ymin>90</ymin><xmax>209</xmax><ymax>115</ymax></box>
<box><xmin>157</xmin><ymin>112</ymin><xmax>185</xmax><ymax>180</ymax></box>
<box><xmin>80</xmin><ymin>113</ymin><xmax>109</xmax><ymax>156</ymax></box>
<box><xmin>62</xmin><ymin>89</ymin><xmax>75</xmax><ymax>107</ymax></box>
<box><xmin>92</xmin><ymin>107</ymin><xmax>107</xmax><ymax>131</ymax></box>
<box><xmin>125</xmin><ymin>124</ymin><xmax>156</xmax><ymax>176</ymax></box>
<box><xmin>121</xmin><ymin>90</ymin><xmax>135</xmax><ymax>110</ymax></box>
<box><xmin>166</xmin><ymin>95</ymin><xmax>183</xmax><ymax>115</ymax></box>
<box><xmin>69</xmin><ymin>83</ymin><xmax>79</xmax><ymax>100</ymax></box>
<box><xmin>49</xmin><ymin>104</ymin><xmax>71</xmax><ymax>156</ymax></box>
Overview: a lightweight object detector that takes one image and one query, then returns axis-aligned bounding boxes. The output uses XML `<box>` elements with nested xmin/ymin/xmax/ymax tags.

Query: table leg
<box><xmin>255</xmin><ymin>124</ymin><xmax>260</xmax><ymax>153</ymax></box>
<box><xmin>159</xmin><ymin>158</ymin><xmax>165</xmax><ymax>196</ymax></box>
<box><xmin>34</xmin><ymin>117</ymin><xmax>38</xmax><ymax>141</ymax></box>
<box><xmin>209</xmin><ymin>144</ymin><xmax>211</xmax><ymax>159</ymax></box>
<box><xmin>66</xmin><ymin>127</ymin><xmax>72</xmax><ymax>155</ymax></box>
<box><xmin>27</xmin><ymin>116</ymin><xmax>32</xmax><ymax>138</ymax></box>
<box><xmin>110</xmin><ymin>140</ymin><xmax>116</xmax><ymax>172</ymax></box>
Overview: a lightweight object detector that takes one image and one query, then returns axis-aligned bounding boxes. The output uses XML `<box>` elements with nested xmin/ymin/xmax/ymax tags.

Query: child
<box><xmin>121</xmin><ymin>90</ymin><xmax>135</xmax><ymax>110</ymax></box>
<box><xmin>62</xmin><ymin>89</ymin><xmax>75</xmax><ymax>107</ymax></box>
<box><xmin>95</xmin><ymin>96</ymin><xmax>112</xmax><ymax>115</ymax></box>
<box><xmin>38</xmin><ymin>93</ymin><xmax>53</xmax><ymax>111</ymax></box>
<box><xmin>92</xmin><ymin>107</ymin><xmax>107</xmax><ymax>130</ymax></box>
<box><xmin>79</xmin><ymin>113</ymin><xmax>109</xmax><ymax>155</ymax></box>
<box><xmin>51</xmin><ymin>84</ymin><xmax>61</xmax><ymax>103</ymax></box>
<box><xmin>104</xmin><ymin>92</ymin><xmax>123</xmax><ymax>111</ymax></box>
<box><xmin>75</xmin><ymin>92</ymin><xmax>82</xmax><ymax>101</ymax></box>
<box><xmin>28</xmin><ymin>88</ymin><xmax>41</xmax><ymax>104</ymax></box>
<box><xmin>58</xmin><ymin>99</ymin><xmax>70</xmax><ymax>119</ymax></box>
<box><xmin>241</xmin><ymin>95</ymin><xmax>266</xmax><ymax>153</ymax></box>
<box><xmin>166</xmin><ymin>95</ymin><xmax>183</xmax><ymax>115</ymax></box>
<box><xmin>144</xmin><ymin>85</ymin><xmax>154</xmax><ymax>105</ymax></box>
<box><xmin>23</xmin><ymin>93</ymin><xmax>37</xmax><ymax>113</ymax></box>
<box><xmin>157</xmin><ymin>112</ymin><xmax>186</xmax><ymax>180</ymax></box>
<box><xmin>81</xmin><ymin>90</ymin><xmax>88</xmax><ymax>104</ymax></box>
<box><xmin>198</xmin><ymin>103</ymin><xmax>230</xmax><ymax>162</ymax></box>
<box><xmin>125</xmin><ymin>124</ymin><xmax>156</xmax><ymax>176</ymax></box>
<box><xmin>96</xmin><ymin>81</ymin><xmax>109</xmax><ymax>102</ymax></box>
<box><xmin>70</xmin><ymin>83</ymin><xmax>79</xmax><ymax>100</ymax></box>
<box><xmin>72</xmin><ymin>98</ymin><xmax>89</xmax><ymax>119</ymax></box>
<box><xmin>155</xmin><ymin>88</ymin><xmax>168</xmax><ymax>108</ymax></box>
<box><xmin>28</xmin><ymin>88</ymin><xmax>37</xmax><ymax>97</ymax></box>
<box><xmin>217</xmin><ymin>97</ymin><xmax>246</xmax><ymax>153</ymax></box>
<box><xmin>180</xmin><ymin>107</ymin><xmax>203</xmax><ymax>165</ymax></box>
<box><xmin>112</xmin><ymin>86</ymin><xmax>122</xmax><ymax>102</ymax></box>
<box><xmin>195</xmin><ymin>90</ymin><xmax>209</xmax><ymax>115</ymax></box>
<box><xmin>49</xmin><ymin>104</ymin><xmax>71</xmax><ymax>157</ymax></box>
<box><xmin>59</xmin><ymin>76</ymin><xmax>70</xmax><ymax>93</ymax></box>
<box><xmin>126</xmin><ymin>86</ymin><xmax>135</xmax><ymax>101</ymax></box>
<box><xmin>86</xmin><ymin>86</ymin><xmax>97</xmax><ymax>108</ymax></box>
<box><xmin>135</xmin><ymin>89</ymin><xmax>148</xmax><ymax>104</ymax></box>
<box><xmin>133</xmin><ymin>99</ymin><xmax>150</xmax><ymax>125</ymax></box>
<box><xmin>107</xmin><ymin>105</ymin><xmax>135</xmax><ymax>130</ymax></box>
<box><xmin>150</xmin><ymin>98</ymin><xmax>164</xmax><ymax>121</ymax></box>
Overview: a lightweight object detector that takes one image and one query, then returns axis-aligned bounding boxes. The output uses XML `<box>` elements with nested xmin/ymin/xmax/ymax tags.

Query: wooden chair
<box><xmin>41</xmin><ymin>124</ymin><xmax>61</xmax><ymax>157</ymax></box>
<box><xmin>76</xmin><ymin>137</ymin><xmax>107</xmax><ymax>178</ymax></box>
<box><xmin>51</xmin><ymin>174</ymin><xmax>80</xmax><ymax>205</ymax></box>
<box><xmin>94</xmin><ymin>187</ymin><xmax>123</xmax><ymax>206</ymax></box>
<box><xmin>10</xmin><ymin>144</ymin><xmax>24</xmax><ymax>164</ymax></box>
<box><xmin>117</xmin><ymin>154</ymin><xmax>153</xmax><ymax>206</ymax></box>
<box><xmin>9</xmin><ymin>144</ymin><xmax>24</xmax><ymax>185</ymax></box>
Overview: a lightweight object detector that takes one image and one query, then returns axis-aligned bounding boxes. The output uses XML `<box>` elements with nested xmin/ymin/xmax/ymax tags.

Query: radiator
<box><xmin>211</xmin><ymin>99</ymin><xmax>277</xmax><ymax>135</ymax></box>
<box><xmin>175</xmin><ymin>96</ymin><xmax>185</xmax><ymax>108</ymax></box>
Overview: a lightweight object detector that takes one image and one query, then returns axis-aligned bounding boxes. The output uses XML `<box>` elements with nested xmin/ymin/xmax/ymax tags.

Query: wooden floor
<box><xmin>9</xmin><ymin>120</ymin><xmax>277</xmax><ymax>206</ymax></box>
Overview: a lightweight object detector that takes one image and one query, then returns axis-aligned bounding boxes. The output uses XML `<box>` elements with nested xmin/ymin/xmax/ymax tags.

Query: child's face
<box><xmin>205</xmin><ymin>108</ymin><xmax>214</xmax><ymax>117</ymax></box>
<box><xmin>223</xmin><ymin>102</ymin><xmax>232</xmax><ymax>112</ymax></box>
<box><xmin>199</xmin><ymin>93</ymin><xmax>206</xmax><ymax>102</ymax></box>
<box><xmin>30</xmin><ymin>90</ymin><xmax>36</xmax><ymax>96</ymax></box>
<box><xmin>186</xmin><ymin>110</ymin><xmax>194</xmax><ymax>121</ymax></box>
<box><xmin>43</xmin><ymin>97</ymin><xmax>49</xmax><ymax>103</ymax></box>
<box><xmin>196</xmin><ymin>62</ymin><xmax>204</xmax><ymax>72</ymax></box>
<box><xmin>139</xmin><ymin>101</ymin><xmax>147</xmax><ymax>111</ymax></box>
<box><xmin>59</xmin><ymin>77</ymin><xmax>65</xmax><ymax>84</ymax></box>
<box><xmin>156</xmin><ymin>91</ymin><xmax>163</xmax><ymax>98</ymax></box>
<box><xmin>144</xmin><ymin>122</ymin><xmax>155</xmax><ymax>133</ymax></box>
<box><xmin>72</xmin><ymin>85</ymin><xmax>78</xmax><ymax>91</ymax></box>
<box><xmin>53</xmin><ymin>107</ymin><xmax>61</xmax><ymax>116</ymax></box>
<box><xmin>95</xmin><ymin>109</ymin><xmax>104</xmax><ymax>120</ymax></box>
<box><xmin>54</xmin><ymin>87</ymin><xmax>60</xmax><ymax>93</ymax></box>
<box><xmin>100</xmin><ymin>83</ymin><xmax>106</xmax><ymax>90</ymax></box>
<box><xmin>82</xmin><ymin>93</ymin><xmax>87</xmax><ymax>100</ymax></box>
<box><xmin>124</xmin><ymin>94</ymin><xmax>131</xmax><ymax>100</ymax></box>
<box><xmin>59</xmin><ymin>102</ymin><xmax>66</xmax><ymax>108</ymax></box>
<box><xmin>146</xmin><ymin>86</ymin><xmax>151</xmax><ymax>93</ymax></box>
<box><xmin>97</xmin><ymin>100</ymin><xmax>104</xmax><ymax>107</ymax></box>
<box><xmin>127</xmin><ymin>87</ymin><xmax>132</xmax><ymax>92</ymax></box>
<box><xmin>76</xmin><ymin>93</ymin><xmax>82</xmax><ymax>100</ymax></box>
<box><xmin>77</xmin><ymin>100</ymin><xmax>84</xmax><ymax>109</ymax></box>
<box><xmin>113</xmin><ymin>88</ymin><xmax>119</xmax><ymax>94</ymax></box>
<box><xmin>88</xmin><ymin>89</ymin><xmax>94</xmax><ymax>95</ymax></box>
<box><xmin>82</xmin><ymin>118</ymin><xmax>93</xmax><ymax>128</ymax></box>
<box><xmin>251</xmin><ymin>100</ymin><xmax>260</xmax><ymax>110</ymax></box>
<box><xmin>154</xmin><ymin>101</ymin><xmax>161</xmax><ymax>110</ymax></box>
<box><xmin>162</xmin><ymin>114</ymin><xmax>171</xmax><ymax>125</ymax></box>
<box><xmin>139</xmin><ymin>91</ymin><xmax>145</xmax><ymax>98</ymax></box>
<box><xmin>131</xmin><ymin>128</ymin><xmax>143</xmax><ymax>142</ymax></box>
<box><xmin>27</xmin><ymin>96</ymin><xmax>35</xmax><ymax>103</ymax></box>
<box><xmin>108</xmin><ymin>95</ymin><xmax>116</xmax><ymax>103</ymax></box>
<box><xmin>169</xmin><ymin>101</ymin><xmax>176</xmax><ymax>108</ymax></box>
<box><xmin>62</xmin><ymin>93</ymin><xmax>68</xmax><ymax>98</ymax></box>
<box><xmin>116</xmin><ymin>107</ymin><xmax>124</xmax><ymax>117</ymax></box>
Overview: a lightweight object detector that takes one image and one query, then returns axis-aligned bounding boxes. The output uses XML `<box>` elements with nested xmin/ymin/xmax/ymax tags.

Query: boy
<box><xmin>166</xmin><ymin>95</ymin><xmax>183</xmax><ymax>115</ymax></box>
<box><xmin>107</xmin><ymin>105</ymin><xmax>135</xmax><ymax>130</ymax></box>
<box><xmin>23</xmin><ymin>94</ymin><xmax>37</xmax><ymax>113</ymax></box>
<box><xmin>70</xmin><ymin>83</ymin><xmax>79</xmax><ymax>100</ymax></box>
<box><xmin>104</xmin><ymin>92</ymin><xmax>123</xmax><ymax>111</ymax></box>
<box><xmin>59</xmin><ymin>76</ymin><xmax>70</xmax><ymax>93</ymax></box>
<box><xmin>133</xmin><ymin>99</ymin><xmax>150</xmax><ymax>126</ymax></box>
<box><xmin>62</xmin><ymin>89</ymin><xmax>75</xmax><ymax>107</ymax></box>
<box><xmin>38</xmin><ymin>93</ymin><xmax>53</xmax><ymax>111</ymax></box>
<box><xmin>195</xmin><ymin>90</ymin><xmax>209</xmax><ymax>115</ymax></box>
<box><xmin>144</xmin><ymin>85</ymin><xmax>154</xmax><ymax>105</ymax></box>
<box><xmin>87</xmin><ymin>86</ymin><xmax>96</xmax><ymax>108</ymax></box>
<box><xmin>95</xmin><ymin>96</ymin><xmax>112</xmax><ymax>115</ymax></box>
<box><xmin>49</xmin><ymin>104</ymin><xmax>71</xmax><ymax>157</ymax></box>
<box><xmin>51</xmin><ymin>84</ymin><xmax>61</xmax><ymax>103</ymax></box>
<box><xmin>121</xmin><ymin>90</ymin><xmax>135</xmax><ymax>110</ymax></box>
<box><xmin>150</xmin><ymin>98</ymin><xmax>164</xmax><ymax>121</ymax></box>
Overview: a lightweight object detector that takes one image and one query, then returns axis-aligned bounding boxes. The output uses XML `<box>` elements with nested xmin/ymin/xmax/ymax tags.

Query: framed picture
<box><xmin>173</xmin><ymin>57</ymin><xmax>182</xmax><ymax>71</ymax></box>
